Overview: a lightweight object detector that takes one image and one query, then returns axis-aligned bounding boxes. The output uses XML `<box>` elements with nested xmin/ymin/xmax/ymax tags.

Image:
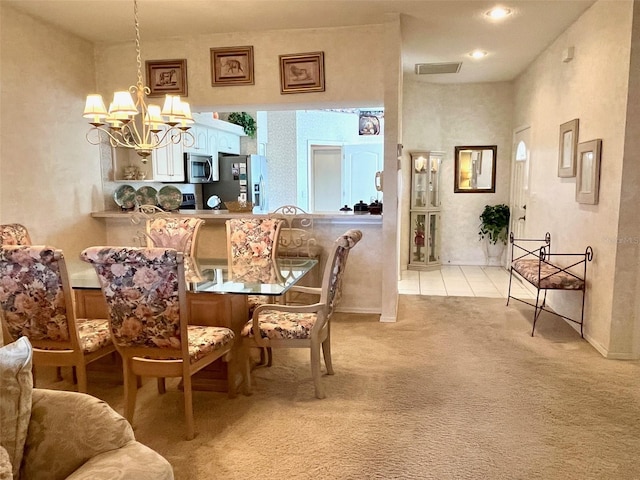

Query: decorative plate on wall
<box><xmin>136</xmin><ymin>186</ymin><xmax>158</xmax><ymax>206</ymax></box>
<box><xmin>114</xmin><ymin>184</ymin><xmax>136</xmax><ymax>210</ymax></box>
<box><xmin>156</xmin><ymin>186</ymin><xmax>182</xmax><ymax>211</ymax></box>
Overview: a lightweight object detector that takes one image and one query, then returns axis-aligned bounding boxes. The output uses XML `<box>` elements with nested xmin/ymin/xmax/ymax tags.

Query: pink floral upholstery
<box><xmin>0</xmin><ymin>245</ymin><xmax>114</xmax><ymax>392</ymax></box>
<box><xmin>0</xmin><ymin>246</ymin><xmax>111</xmax><ymax>351</ymax></box>
<box><xmin>80</xmin><ymin>247</ymin><xmax>234</xmax><ymax>361</ymax></box>
<box><xmin>227</xmin><ymin>218</ymin><xmax>283</xmax><ymax>259</ymax></box>
<box><xmin>227</xmin><ymin>218</ymin><xmax>283</xmax><ymax>317</ymax></box>
<box><xmin>0</xmin><ymin>224</ymin><xmax>32</xmax><ymax>246</ymax></box>
<box><xmin>241</xmin><ymin>229</ymin><xmax>362</xmax><ymax>399</ymax></box>
<box><xmin>241</xmin><ymin>311</ymin><xmax>317</xmax><ymax>340</ymax></box>
<box><xmin>511</xmin><ymin>259</ymin><xmax>585</xmax><ymax>290</ymax></box>
<box><xmin>146</xmin><ymin>217</ymin><xmax>204</xmax><ymax>257</ymax></box>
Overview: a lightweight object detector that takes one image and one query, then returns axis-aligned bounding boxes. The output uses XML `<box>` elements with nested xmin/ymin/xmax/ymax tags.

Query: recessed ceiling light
<box><xmin>469</xmin><ymin>50</ymin><xmax>488</xmax><ymax>59</ymax></box>
<box><xmin>485</xmin><ymin>7</ymin><xmax>512</xmax><ymax>19</ymax></box>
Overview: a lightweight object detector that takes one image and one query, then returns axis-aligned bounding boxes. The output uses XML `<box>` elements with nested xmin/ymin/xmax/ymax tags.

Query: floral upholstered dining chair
<box><xmin>241</xmin><ymin>229</ymin><xmax>362</xmax><ymax>399</ymax></box>
<box><xmin>0</xmin><ymin>245</ymin><xmax>114</xmax><ymax>392</ymax></box>
<box><xmin>80</xmin><ymin>246</ymin><xmax>236</xmax><ymax>440</ymax></box>
<box><xmin>226</xmin><ymin>217</ymin><xmax>284</xmax><ymax>308</ymax></box>
<box><xmin>0</xmin><ymin>223</ymin><xmax>32</xmax><ymax>246</ymax></box>
<box><xmin>146</xmin><ymin>217</ymin><xmax>205</xmax><ymax>257</ymax></box>
<box><xmin>226</xmin><ymin>218</ymin><xmax>283</xmax><ymax>261</ymax></box>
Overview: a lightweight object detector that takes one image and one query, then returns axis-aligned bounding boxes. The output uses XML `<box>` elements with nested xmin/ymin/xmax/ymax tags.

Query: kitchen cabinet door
<box><xmin>206</xmin><ymin>128</ymin><xmax>218</xmax><ymax>158</ymax></box>
<box><xmin>151</xmin><ymin>126</ymin><xmax>185</xmax><ymax>182</ymax></box>
<box><xmin>185</xmin><ymin>125</ymin><xmax>208</xmax><ymax>154</ymax></box>
<box><xmin>217</xmin><ymin>130</ymin><xmax>240</xmax><ymax>155</ymax></box>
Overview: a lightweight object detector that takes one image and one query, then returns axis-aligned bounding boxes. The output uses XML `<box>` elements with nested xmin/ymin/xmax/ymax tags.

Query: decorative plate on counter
<box><xmin>135</xmin><ymin>186</ymin><xmax>158</xmax><ymax>206</ymax></box>
<box><xmin>156</xmin><ymin>186</ymin><xmax>182</xmax><ymax>211</ymax></box>
<box><xmin>113</xmin><ymin>184</ymin><xmax>136</xmax><ymax>210</ymax></box>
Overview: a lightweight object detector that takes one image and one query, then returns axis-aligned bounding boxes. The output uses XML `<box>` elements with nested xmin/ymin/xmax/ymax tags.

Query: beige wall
<box><xmin>94</xmin><ymin>25</ymin><xmax>384</xmax><ymax>112</ymax></box>
<box><xmin>513</xmin><ymin>0</ymin><xmax>635</xmax><ymax>357</ymax></box>
<box><xmin>0</xmin><ymin>5</ymin><xmax>107</xmax><ymax>272</ymax></box>
<box><xmin>401</xmin><ymin>81</ymin><xmax>514</xmax><ymax>267</ymax></box>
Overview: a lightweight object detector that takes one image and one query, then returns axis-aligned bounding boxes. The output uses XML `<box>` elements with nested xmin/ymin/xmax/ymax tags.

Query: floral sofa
<box><xmin>0</xmin><ymin>337</ymin><xmax>174</xmax><ymax>480</ymax></box>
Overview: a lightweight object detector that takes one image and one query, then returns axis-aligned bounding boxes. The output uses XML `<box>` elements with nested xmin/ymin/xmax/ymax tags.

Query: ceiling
<box><xmin>5</xmin><ymin>0</ymin><xmax>595</xmax><ymax>84</ymax></box>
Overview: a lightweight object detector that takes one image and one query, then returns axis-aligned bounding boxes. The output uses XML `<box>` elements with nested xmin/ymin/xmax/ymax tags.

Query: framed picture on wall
<box><xmin>279</xmin><ymin>52</ymin><xmax>325</xmax><ymax>94</ymax></box>
<box><xmin>210</xmin><ymin>46</ymin><xmax>255</xmax><ymax>86</ymax></box>
<box><xmin>145</xmin><ymin>59</ymin><xmax>187</xmax><ymax>97</ymax></box>
<box><xmin>558</xmin><ymin>118</ymin><xmax>579</xmax><ymax>177</ymax></box>
<box><xmin>575</xmin><ymin>139</ymin><xmax>602</xmax><ymax>204</ymax></box>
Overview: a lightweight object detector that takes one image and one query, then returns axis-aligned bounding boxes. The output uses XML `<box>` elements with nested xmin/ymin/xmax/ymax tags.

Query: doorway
<box><xmin>310</xmin><ymin>145</ymin><xmax>342</xmax><ymax>211</ymax></box>
<box><xmin>510</xmin><ymin>126</ymin><xmax>531</xmax><ymax>243</ymax></box>
<box><xmin>309</xmin><ymin>142</ymin><xmax>384</xmax><ymax>212</ymax></box>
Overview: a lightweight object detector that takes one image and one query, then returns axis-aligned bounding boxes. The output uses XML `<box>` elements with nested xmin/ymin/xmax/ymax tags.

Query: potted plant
<box><xmin>478</xmin><ymin>204</ymin><xmax>510</xmax><ymax>244</ymax></box>
<box><xmin>478</xmin><ymin>204</ymin><xmax>510</xmax><ymax>266</ymax></box>
<box><xmin>227</xmin><ymin>112</ymin><xmax>257</xmax><ymax>138</ymax></box>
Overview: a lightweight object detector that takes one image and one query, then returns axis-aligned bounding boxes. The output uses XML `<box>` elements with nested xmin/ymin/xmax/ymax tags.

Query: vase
<box><xmin>483</xmin><ymin>239</ymin><xmax>506</xmax><ymax>266</ymax></box>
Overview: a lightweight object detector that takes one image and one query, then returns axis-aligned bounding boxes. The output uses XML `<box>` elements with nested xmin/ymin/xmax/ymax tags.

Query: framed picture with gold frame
<box><xmin>279</xmin><ymin>52</ymin><xmax>325</xmax><ymax>94</ymax></box>
<box><xmin>145</xmin><ymin>59</ymin><xmax>187</xmax><ymax>97</ymax></box>
<box><xmin>558</xmin><ymin>118</ymin><xmax>579</xmax><ymax>177</ymax></box>
<box><xmin>575</xmin><ymin>139</ymin><xmax>602</xmax><ymax>205</ymax></box>
<box><xmin>210</xmin><ymin>46</ymin><xmax>254</xmax><ymax>86</ymax></box>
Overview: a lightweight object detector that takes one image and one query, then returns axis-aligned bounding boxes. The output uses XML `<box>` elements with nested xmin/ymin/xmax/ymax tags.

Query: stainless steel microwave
<box><xmin>184</xmin><ymin>153</ymin><xmax>219</xmax><ymax>183</ymax></box>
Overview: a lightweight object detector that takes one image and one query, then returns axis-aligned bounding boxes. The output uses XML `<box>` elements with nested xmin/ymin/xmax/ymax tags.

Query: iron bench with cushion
<box><xmin>506</xmin><ymin>232</ymin><xmax>593</xmax><ymax>337</ymax></box>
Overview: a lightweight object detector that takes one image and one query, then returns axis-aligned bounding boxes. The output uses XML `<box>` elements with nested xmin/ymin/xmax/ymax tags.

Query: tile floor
<box><xmin>398</xmin><ymin>265</ymin><xmax>535</xmax><ymax>299</ymax></box>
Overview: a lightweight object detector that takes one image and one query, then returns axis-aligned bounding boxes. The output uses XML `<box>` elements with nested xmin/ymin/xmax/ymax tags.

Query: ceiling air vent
<box><xmin>415</xmin><ymin>62</ymin><xmax>462</xmax><ymax>75</ymax></box>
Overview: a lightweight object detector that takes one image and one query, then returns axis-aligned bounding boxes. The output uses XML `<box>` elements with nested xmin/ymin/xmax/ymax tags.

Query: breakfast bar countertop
<box><xmin>91</xmin><ymin>210</ymin><xmax>384</xmax><ymax>224</ymax></box>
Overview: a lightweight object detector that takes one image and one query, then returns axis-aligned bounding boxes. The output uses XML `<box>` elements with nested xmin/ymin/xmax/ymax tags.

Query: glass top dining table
<box><xmin>71</xmin><ymin>256</ymin><xmax>318</xmax><ymax>296</ymax></box>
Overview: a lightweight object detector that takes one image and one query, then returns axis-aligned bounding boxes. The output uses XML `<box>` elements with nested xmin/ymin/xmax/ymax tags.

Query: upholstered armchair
<box><xmin>80</xmin><ymin>246</ymin><xmax>236</xmax><ymax>440</ymax></box>
<box><xmin>241</xmin><ymin>229</ymin><xmax>362</xmax><ymax>399</ymax></box>
<box><xmin>0</xmin><ymin>245</ymin><xmax>114</xmax><ymax>393</ymax></box>
<box><xmin>0</xmin><ymin>337</ymin><xmax>174</xmax><ymax>480</ymax></box>
<box><xmin>0</xmin><ymin>223</ymin><xmax>32</xmax><ymax>246</ymax></box>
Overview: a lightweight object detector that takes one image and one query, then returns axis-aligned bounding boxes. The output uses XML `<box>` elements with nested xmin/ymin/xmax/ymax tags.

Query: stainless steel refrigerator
<box><xmin>202</xmin><ymin>154</ymin><xmax>268</xmax><ymax>213</ymax></box>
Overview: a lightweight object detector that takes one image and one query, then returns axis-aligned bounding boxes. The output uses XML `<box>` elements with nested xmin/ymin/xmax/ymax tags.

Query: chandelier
<box><xmin>82</xmin><ymin>0</ymin><xmax>194</xmax><ymax>162</ymax></box>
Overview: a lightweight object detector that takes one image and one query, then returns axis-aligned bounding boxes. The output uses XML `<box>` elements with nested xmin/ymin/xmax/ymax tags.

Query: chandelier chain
<box><xmin>134</xmin><ymin>0</ymin><xmax>143</xmax><ymax>89</ymax></box>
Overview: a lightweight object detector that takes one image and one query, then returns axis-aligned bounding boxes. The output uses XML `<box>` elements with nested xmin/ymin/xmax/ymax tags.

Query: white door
<box><xmin>310</xmin><ymin>146</ymin><xmax>342</xmax><ymax>211</ymax></box>
<box><xmin>344</xmin><ymin>144</ymin><xmax>383</xmax><ymax>205</ymax></box>
<box><xmin>510</xmin><ymin>126</ymin><xmax>531</xmax><ymax>243</ymax></box>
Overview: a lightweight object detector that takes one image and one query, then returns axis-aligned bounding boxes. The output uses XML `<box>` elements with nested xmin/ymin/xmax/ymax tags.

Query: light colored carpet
<box><xmin>38</xmin><ymin>296</ymin><xmax>640</xmax><ymax>479</ymax></box>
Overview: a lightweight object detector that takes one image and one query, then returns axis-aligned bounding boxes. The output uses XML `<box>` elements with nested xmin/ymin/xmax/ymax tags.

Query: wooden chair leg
<box><xmin>182</xmin><ymin>373</ymin><xmax>195</xmax><ymax>440</ymax></box>
<box><xmin>322</xmin><ymin>337</ymin><xmax>334</xmax><ymax>375</ymax></box>
<box><xmin>244</xmin><ymin>349</ymin><xmax>253</xmax><ymax>395</ymax></box>
<box><xmin>55</xmin><ymin>366</ymin><xmax>63</xmax><ymax>382</ymax></box>
<box><xmin>157</xmin><ymin>377</ymin><xmax>166</xmax><ymax>394</ymax></box>
<box><xmin>75</xmin><ymin>364</ymin><xmax>88</xmax><ymax>394</ymax></box>
<box><xmin>310</xmin><ymin>342</ymin><xmax>325</xmax><ymax>399</ymax></box>
<box><xmin>123</xmin><ymin>360</ymin><xmax>138</xmax><ymax>426</ymax></box>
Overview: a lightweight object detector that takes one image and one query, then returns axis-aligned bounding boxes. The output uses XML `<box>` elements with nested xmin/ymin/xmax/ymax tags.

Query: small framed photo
<box><xmin>279</xmin><ymin>52</ymin><xmax>325</xmax><ymax>94</ymax></box>
<box><xmin>210</xmin><ymin>46</ymin><xmax>254</xmax><ymax>86</ymax></box>
<box><xmin>145</xmin><ymin>59</ymin><xmax>187</xmax><ymax>97</ymax></box>
<box><xmin>558</xmin><ymin>118</ymin><xmax>579</xmax><ymax>177</ymax></box>
<box><xmin>575</xmin><ymin>139</ymin><xmax>602</xmax><ymax>204</ymax></box>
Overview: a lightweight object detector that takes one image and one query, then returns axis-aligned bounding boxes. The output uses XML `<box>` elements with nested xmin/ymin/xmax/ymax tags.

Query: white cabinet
<box><xmin>216</xmin><ymin>129</ymin><xmax>240</xmax><ymax>155</ymax></box>
<box><xmin>186</xmin><ymin>125</ymin><xmax>208</xmax><ymax>154</ymax></box>
<box><xmin>408</xmin><ymin>151</ymin><xmax>443</xmax><ymax>271</ymax></box>
<box><xmin>151</xmin><ymin>126</ymin><xmax>185</xmax><ymax>182</ymax></box>
<box><xmin>207</xmin><ymin>129</ymin><xmax>218</xmax><ymax>158</ymax></box>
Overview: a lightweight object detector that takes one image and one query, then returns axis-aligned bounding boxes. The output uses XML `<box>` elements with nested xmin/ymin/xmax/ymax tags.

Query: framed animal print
<box><xmin>210</xmin><ymin>46</ymin><xmax>254</xmax><ymax>86</ymax></box>
<box><xmin>279</xmin><ymin>52</ymin><xmax>325</xmax><ymax>94</ymax></box>
<box><xmin>145</xmin><ymin>59</ymin><xmax>187</xmax><ymax>97</ymax></box>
